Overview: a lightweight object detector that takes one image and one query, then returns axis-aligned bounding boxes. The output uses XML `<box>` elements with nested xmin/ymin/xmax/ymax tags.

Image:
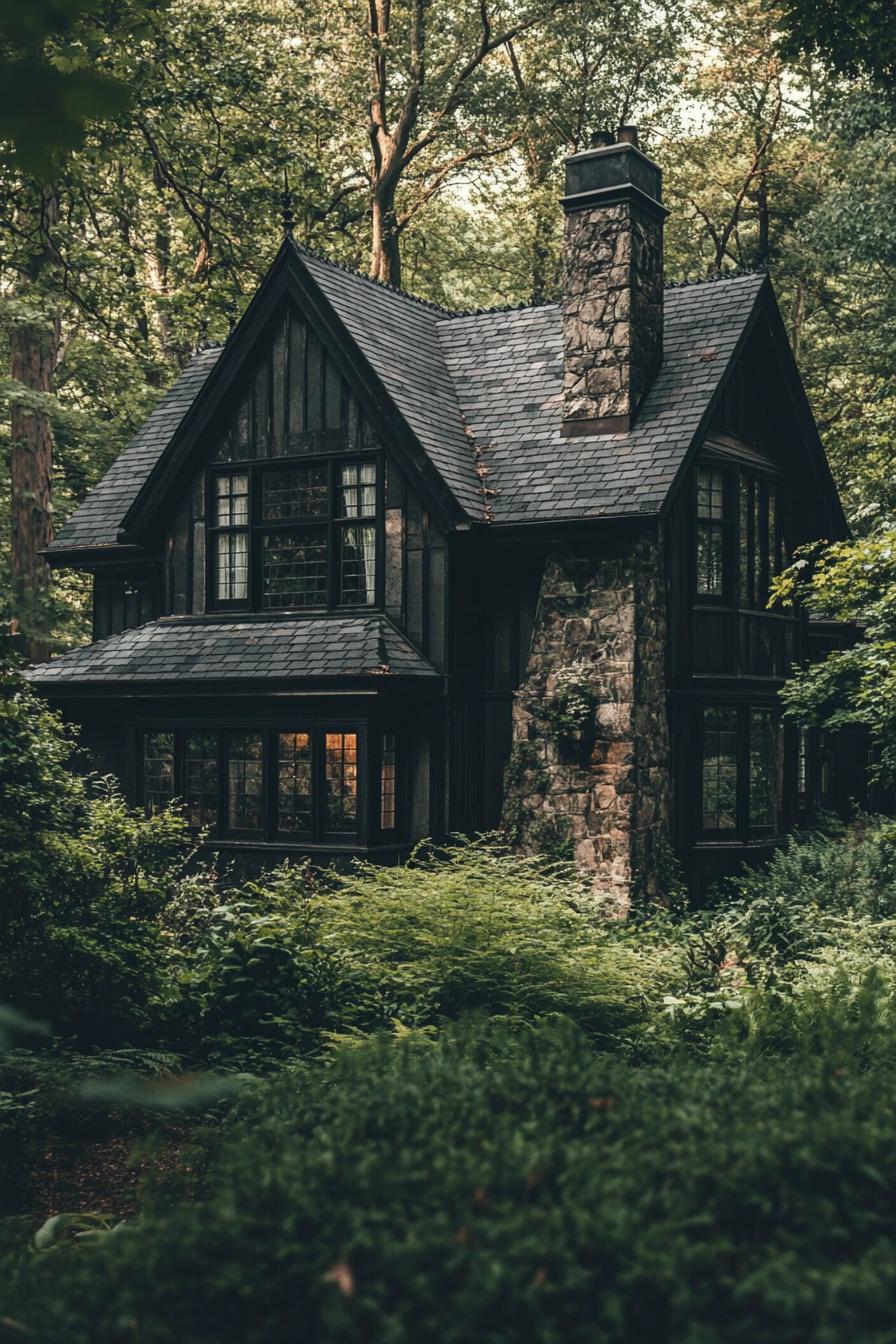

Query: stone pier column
<box><xmin>502</xmin><ymin>524</ymin><xmax>671</xmax><ymax>912</ymax></box>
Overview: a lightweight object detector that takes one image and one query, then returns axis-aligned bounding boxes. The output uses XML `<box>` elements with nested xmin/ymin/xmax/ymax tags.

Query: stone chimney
<box><xmin>561</xmin><ymin>127</ymin><xmax>667</xmax><ymax>435</ymax></box>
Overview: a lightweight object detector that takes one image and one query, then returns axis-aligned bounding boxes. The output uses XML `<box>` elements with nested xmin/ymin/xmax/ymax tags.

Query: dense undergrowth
<box><xmin>6</xmin><ymin>671</ymin><xmax>896</xmax><ymax>1339</ymax></box>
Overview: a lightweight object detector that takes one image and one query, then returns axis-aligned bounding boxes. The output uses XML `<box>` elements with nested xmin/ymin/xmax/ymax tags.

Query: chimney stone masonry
<box><xmin>561</xmin><ymin>129</ymin><xmax>667</xmax><ymax>435</ymax></box>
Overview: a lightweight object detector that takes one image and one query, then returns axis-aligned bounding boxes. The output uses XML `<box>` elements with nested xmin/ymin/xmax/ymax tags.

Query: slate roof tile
<box><xmin>50</xmin><ymin>254</ymin><xmax>766</xmax><ymax>549</ymax></box>
<box><xmin>26</xmin><ymin>615</ymin><xmax>437</xmax><ymax>685</ymax></box>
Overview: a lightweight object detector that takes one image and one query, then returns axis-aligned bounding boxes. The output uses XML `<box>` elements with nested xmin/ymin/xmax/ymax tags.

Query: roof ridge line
<box><xmin>289</xmin><ymin>240</ymin><xmax>767</xmax><ymax>319</ymax></box>
<box><xmin>438</xmin><ymin>268</ymin><xmax>770</xmax><ymax>320</ymax></box>
<box><xmin>664</xmin><ymin>266</ymin><xmax>768</xmax><ymax>290</ymax></box>
<box><xmin>288</xmin><ymin>237</ymin><xmax>461</xmax><ymax>318</ymax></box>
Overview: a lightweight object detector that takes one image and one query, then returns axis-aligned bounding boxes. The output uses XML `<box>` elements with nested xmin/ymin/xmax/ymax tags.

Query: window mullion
<box><xmin>312</xmin><ymin>729</ymin><xmax>322</xmax><ymax>843</ymax></box>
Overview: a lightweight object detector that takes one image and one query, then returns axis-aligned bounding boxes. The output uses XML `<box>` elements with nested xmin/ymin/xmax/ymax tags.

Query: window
<box><xmin>141</xmin><ymin>726</ymin><xmax>375</xmax><ymax>844</ymax></box>
<box><xmin>698</xmin><ymin>705</ymin><xmax>783</xmax><ymax>840</ymax></box>
<box><xmin>696</xmin><ymin>466</ymin><xmax>729</xmax><ymax>597</ymax></box>
<box><xmin>212</xmin><ymin>473</ymin><xmax>249</xmax><ymax>602</ymax></box>
<box><xmin>185</xmin><ymin>733</ymin><xmax>218</xmax><ymax>828</ymax></box>
<box><xmin>796</xmin><ymin>726</ymin><xmax>815</xmax><ymax>816</ymax></box>
<box><xmin>380</xmin><ymin>732</ymin><xmax>397</xmax><ymax>830</ymax></box>
<box><xmin>144</xmin><ymin>732</ymin><xmax>175</xmax><ymax>814</ymax></box>
<box><xmin>278</xmin><ymin>732</ymin><xmax>312</xmax><ymax>837</ymax></box>
<box><xmin>701</xmin><ymin>707</ymin><xmax>738</xmax><ymax>831</ymax></box>
<box><xmin>227</xmin><ymin>733</ymin><xmax>264</xmax><ymax>833</ymax></box>
<box><xmin>325</xmin><ymin>732</ymin><xmax>358</xmax><ymax>833</ymax></box>
<box><xmin>337</xmin><ymin>463</ymin><xmax>377</xmax><ymax>605</ymax></box>
<box><xmin>261</xmin><ymin>464</ymin><xmax>329</xmax><ymax>609</ymax></box>
<box><xmin>695</xmin><ymin>461</ymin><xmax>784</xmax><ymax>608</ymax></box>
<box><xmin>749</xmin><ymin>709</ymin><xmax>781</xmax><ymax>830</ymax></box>
<box><xmin>208</xmin><ymin>459</ymin><xmax>379</xmax><ymax>612</ymax></box>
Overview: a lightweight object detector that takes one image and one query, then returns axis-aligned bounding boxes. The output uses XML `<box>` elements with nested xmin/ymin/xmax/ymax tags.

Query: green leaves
<box><xmin>0</xmin><ymin>0</ymin><xmax>172</xmax><ymax>177</ymax></box>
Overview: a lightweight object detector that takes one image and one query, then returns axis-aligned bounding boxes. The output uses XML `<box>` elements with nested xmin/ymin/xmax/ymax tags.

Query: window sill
<box><xmin>693</xmin><ymin>836</ymin><xmax>783</xmax><ymax>851</ymax></box>
<box><xmin>198</xmin><ymin>837</ymin><xmax>407</xmax><ymax>854</ymax></box>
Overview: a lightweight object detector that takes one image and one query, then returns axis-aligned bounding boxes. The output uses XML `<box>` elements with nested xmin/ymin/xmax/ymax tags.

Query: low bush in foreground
<box><xmin>5</xmin><ymin>1008</ymin><xmax>896</xmax><ymax>1344</ymax></box>
<box><xmin>172</xmin><ymin>841</ymin><xmax>676</xmax><ymax>1065</ymax></box>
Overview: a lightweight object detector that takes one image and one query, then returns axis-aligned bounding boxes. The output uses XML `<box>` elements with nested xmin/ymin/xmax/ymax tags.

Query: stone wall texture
<box><xmin>503</xmin><ymin>524</ymin><xmax>671</xmax><ymax>912</ymax></box>
<box><xmin>562</xmin><ymin>201</ymin><xmax>664</xmax><ymax>425</ymax></box>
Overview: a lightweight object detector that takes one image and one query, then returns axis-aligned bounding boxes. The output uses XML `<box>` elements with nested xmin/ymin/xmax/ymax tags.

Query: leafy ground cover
<box><xmin>5</xmin><ymin>673</ymin><xmax>896</xmax><ymax>1339</ymax></box>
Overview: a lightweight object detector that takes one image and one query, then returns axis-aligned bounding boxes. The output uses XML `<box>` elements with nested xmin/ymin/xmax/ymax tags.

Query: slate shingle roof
<box><xmin>297</xmin><ymin>250</ymin><xmax>480</xmax><ymax>516</ymax></box>
<box><xmin>26</xmin><ymin>615</ymin><xmax>437</xmax><ymax>685</ymax></box>
<box><xmin>437</xmin><ymin>272</ymin><xmax>767</xmax><ymax>525</ymax></box>
<box><xmin>50</xmin><ymin>252</ymin><xmax>767</xmax><ymax>551</ymax></box>
<box><xmin>50</xmin><ymin>347</ymin><xmax>222</xmax><ymax>551</ymax></box>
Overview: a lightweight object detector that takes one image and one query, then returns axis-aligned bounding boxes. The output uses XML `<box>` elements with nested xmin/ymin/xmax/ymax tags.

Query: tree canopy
<box><xmin>1</xmin><ymin>0</ymin><xmax>895</xmax><ymax>775</ymax></box>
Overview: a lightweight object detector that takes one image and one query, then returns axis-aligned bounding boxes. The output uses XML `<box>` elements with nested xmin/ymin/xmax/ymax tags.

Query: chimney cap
<box><xmin>589</xmin><ymin>130</ymin><xmax>615</xmax><ymax>148</ymax></box>
<box><xmin>616</xmin><ymin>125</ymin><xmax>640</xmax><ymax>147</ymax></box>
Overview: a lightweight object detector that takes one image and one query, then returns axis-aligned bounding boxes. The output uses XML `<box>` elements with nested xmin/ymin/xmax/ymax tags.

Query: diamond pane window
<box><xmin>227</xmin><ymin>733</ymin><xmax>263</xmax><ymax>833</ymax></box>
<box><xmin>262</xmin><ymin>467</ymin><xmax>328</xmax><ymax>521</ymax></box>
<box><xmin>278</xmin><ymin>732</ymin><xmax>312</xmax><ymax>836</ymax></box>
<box><xmin>262</xmin><ymin>531</ymin><xmax>327</xmax><ymax>608</ymax></box>
<box><xmin>339</xmin><ymin>524</ymin><xmax>376</xmax><ymax>605</ymax></box>
<box><xmin>144</xmin><ymin>732</ymin><xmax>175</xmax><ymax>815</ymax></box>
<box><xmin>380</xmin><ymin>732</ymin><xmax>397</xmax><ymax>830</ymax></box>
<box><xmin>184</xmin><ymin>733</ymin><xmax>218</xmax><ymax>828</ymax></box>
<box><xmin>702</xmin><ymin>707</ymin><xmax>737</xmax><ymax>831</ymax></box>
<box><xmin>325</xmin><ymin>732</ymin><xmax>358</xmax><ymax>832</ymax></box>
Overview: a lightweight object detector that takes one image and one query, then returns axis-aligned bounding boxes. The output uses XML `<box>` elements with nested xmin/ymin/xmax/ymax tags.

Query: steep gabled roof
<box><xmin>439</xmin><ymin>272</ymin><xmax>768</xmax><ymax>525</ymax></box>
<box><xmin>49</xmin><ymin>252</ymin><xmax>808</xmax><ymax>554</ymax></box>
<box><xmin>296</xmin><ymin>249</ymin><xmax>479</xmax><ymax>515</ymax></box>
<box><xmin>25</xmin><ymin>613</ymin><xmax>437</xmax><ymax>686</ymax></box>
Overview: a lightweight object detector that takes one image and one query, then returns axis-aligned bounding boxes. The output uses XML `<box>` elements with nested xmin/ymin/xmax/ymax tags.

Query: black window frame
<box><xmin>696</xmin><ymin>702</ymin><xmax>784</xmax><ymax>842</ymax></box>
<box><xmin>378</xmin><ymin>730</ymin><xmax>399</xmax><ymax>835</ymax></box>
<box><xmin>206</xmin><ymin>452</ymin><xmax>383</xmax><ymax>615</ymax></box>
<box><xmin>138</xmin><ymin>723</ymin><xmax>374</xmax><ymax>847</ymax></box>
<box><xmin>693</xmin><ymin>458</ymin><xmax>786</xmax><ymax>611</ymax></box>
<box><xmin>208</xmin><ymin>470</ymin><xmax>250</xmax><ymax>610</ymax></box>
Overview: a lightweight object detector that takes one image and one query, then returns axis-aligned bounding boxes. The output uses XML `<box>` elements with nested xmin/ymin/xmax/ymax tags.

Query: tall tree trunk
<box><xmin>10</xmin><ymin>188</ymin><xmax>60</xmax><ymax>661</ymax></box>
<box><xmin>370</xmin><ymin>181</ymin><xmax>402</xmax><ymax>286</ymax></box>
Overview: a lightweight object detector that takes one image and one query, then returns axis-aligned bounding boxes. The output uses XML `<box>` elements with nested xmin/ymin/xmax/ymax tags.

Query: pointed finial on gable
<box><xmin>281</xmin><ymin>166</ymin><xmax>295</xmax><ymax>238</ymax></box>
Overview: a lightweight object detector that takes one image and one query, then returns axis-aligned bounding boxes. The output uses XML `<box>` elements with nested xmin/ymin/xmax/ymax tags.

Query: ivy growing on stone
<box><xmin>533</xmin><ymin>670</ymin><xmax>598</xmax><ymax>762</ymax></box>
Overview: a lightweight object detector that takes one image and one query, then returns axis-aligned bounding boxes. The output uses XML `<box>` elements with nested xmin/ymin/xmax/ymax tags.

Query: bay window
<box><xmin>209</xmin><ymin>457</ymin><xmax>379</xmax><ymax>611</ymax></box>
<box><xmin>141</xmin><ymin>725</ymin><xmax>381</xmax><ymax>845</ymax></box>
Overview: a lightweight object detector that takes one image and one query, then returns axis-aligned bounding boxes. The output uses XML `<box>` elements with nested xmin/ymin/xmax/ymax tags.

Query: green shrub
<box><xmin>8</xmin><ymin>1014</ymin><xmax>896</xmax><ymax>1343</ymax></box>
<box><xmin>175</xmin><ymin>838</ymin><xmax>674</xmax><ymax>1065</ymax></box>
<box><xmin>0</xmin><ymin>673</ymin><xmax>195</xmax><ymax>1044</ymax></box>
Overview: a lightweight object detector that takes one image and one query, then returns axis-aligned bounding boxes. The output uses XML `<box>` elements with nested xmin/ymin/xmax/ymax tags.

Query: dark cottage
<box><xmin>27</xmin><ymin>131</ymin><xmax>869</xmax><ymax>903</ymax></box>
